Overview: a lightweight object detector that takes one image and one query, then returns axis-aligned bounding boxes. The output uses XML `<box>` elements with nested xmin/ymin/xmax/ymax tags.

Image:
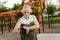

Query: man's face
<box><xmin>23</xmin><ymin>10</ymin><xmax>30</xmax><ymax>17</ymax></box>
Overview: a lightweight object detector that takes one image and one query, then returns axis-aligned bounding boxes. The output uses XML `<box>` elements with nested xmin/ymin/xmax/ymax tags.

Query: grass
<box><xmin>44</xmin><ymin>16</ymin><xmax>60</xmax><ymax>24</ymax></box>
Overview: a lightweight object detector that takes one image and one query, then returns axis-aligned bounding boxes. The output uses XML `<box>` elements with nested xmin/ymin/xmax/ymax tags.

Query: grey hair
<box><xmin>21</xmin><ymin>5</ymin><xmax>32</xmax><ymax>13</ymax></box>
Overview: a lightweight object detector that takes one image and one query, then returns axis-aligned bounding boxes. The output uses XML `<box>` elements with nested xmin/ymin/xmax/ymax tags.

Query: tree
<box><xmin>22</xmin><ymin>0</ymin><xmax>26</xmax><ymax>6</ymax></box>
<box><xmin>33</xmin><ymin>1</ymin><xmax>45</xmax><ymax>32</ymax></box>
<box><xmin>0</xmin><ymin>1</ymin><xmax>9</xmax><ymax>12</ymax></box>
<box><xmin>0</xmin><ymin>5</ymin><xmax>9</xmax><ymax>12</ymax></box>
<box><xmin>12</xmin><ymin>3</ymin><xmax>22</xmax><ymax>10</ymax></box>
<box><xmin>46</xmin><ymin>4</ymin><xmax>56</xmax><ymax>28</ymax></box>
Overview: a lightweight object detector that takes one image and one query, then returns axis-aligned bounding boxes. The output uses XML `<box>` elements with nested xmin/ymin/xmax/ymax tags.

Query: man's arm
<box><xmin>28</xmin><ymin>15</ymin><xmax>39</xmax><ymax>30</ymax></box>
<box><xmin>12</xmin><ymin>19</ymin><xmax>21</xmax><ymax>34</ymax></box>
<box><xmin>14</xmin><ymin>19</ymin><xmax>21</xmax><ymax>30</ymax></box>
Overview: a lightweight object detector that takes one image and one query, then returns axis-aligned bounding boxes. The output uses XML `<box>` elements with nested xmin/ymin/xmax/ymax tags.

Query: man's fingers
<box><xmin>26</xmin><ymin>29</ymin><xmax>29</xmax><ymax>34</ymax></box>
<box><xmin>12</xmin><ymin>29</ymin><xmax>20</xmax><ymax>35</ymax></box>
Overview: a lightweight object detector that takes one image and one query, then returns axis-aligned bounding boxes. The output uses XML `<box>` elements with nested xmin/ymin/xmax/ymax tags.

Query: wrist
<box><xmin>28</xmin><ymin>27</ymin><xmax>31</xmax><ymax>30</ymax></box>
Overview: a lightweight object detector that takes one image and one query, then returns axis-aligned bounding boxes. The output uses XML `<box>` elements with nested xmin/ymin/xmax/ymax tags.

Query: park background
<box><xmin>0</xmin><ymin>0</ymin><xmax>60</xmax><ymax>40</ymax></box>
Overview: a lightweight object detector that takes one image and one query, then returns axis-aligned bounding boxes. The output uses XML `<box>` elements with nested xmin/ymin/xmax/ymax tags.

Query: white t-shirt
<box><xmin>20</xmin><ymin>15</ymin><xmax>34</xmax><ymax>24</ymax></box>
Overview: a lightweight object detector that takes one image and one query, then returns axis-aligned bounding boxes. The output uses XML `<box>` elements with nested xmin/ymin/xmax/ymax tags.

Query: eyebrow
<box><xmin>24</xmin><ymin>12</ymin><xmax>29</xmax><ymax>13</ymax></box>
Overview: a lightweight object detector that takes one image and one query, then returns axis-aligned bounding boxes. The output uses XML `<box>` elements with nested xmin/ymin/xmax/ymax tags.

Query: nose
<box><xmin>25</xmin><ymin>13</ymin><xmax>28</xmax><ymax>16</ymax></box>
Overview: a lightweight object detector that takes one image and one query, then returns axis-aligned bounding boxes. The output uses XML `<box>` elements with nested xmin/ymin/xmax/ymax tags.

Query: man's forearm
<box><xmin>28</xmin><ymin>25</ymin><xmax>39</xmax><ymax>30</ymax></box>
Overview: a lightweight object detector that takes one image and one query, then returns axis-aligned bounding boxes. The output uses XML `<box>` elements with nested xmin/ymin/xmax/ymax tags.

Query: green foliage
<box><xmin>22</xmin><ymin>0</ymin><xmax>26</xmax><ymax>6</ymax></box>
<box><xmin>46</xmin><ymin>4</ymin><xmax>56</xmax><ymax>15</ymax></box>
<box><xmin>34</xmin><ymin>2</ymin><xmax>45</xmax><ymax>10</ymax></box>
<box><xmin>44</xmin><ymin>16</ymin><xmax>60</xmax><ymax>24</ymax></box>
<box><xmin>22</xmin><ymin>0</ymin><xmax>26</xmax><ymax>2</ymax></box>
<box><xmin>0</xmin><ymin>5</ymin><xmax>9</xmax><ymax>12</ymax></box>
<box><xmin>58</xmin><ymin>7</ymin><xmax>60</xmax><ymax>10</ymax></box>
<box><xmin>31</xmin><ymin>8</ymin><xmax>38</xmax><ymax>17</ymax></box>
<box><xmin>3</xmin><ymin>16</ymin><xmax>10</xmax><ymax>22</ymax></box>
<box><xmin>34</xmin><ymin>2</ymin><xmax>41</xmax><ymax>7</ymax></box>
<box><xmin>16</xmin><ymin>12</ymin><xmax>23</xmax><ymax>21</ymax></box>
<box><xmin>0</xmin><ymin>3</ymin><xmax>22</xmax><ymax>12</ymax></box>
<box><xmin>2</xmin><ymin>16</ymin><xmax>11</xmax><ymax>27</ymax></box>
<box><xmin>12</xmin><ymin>3</ymin><xmax>22</xmax><ymax>10</ymax></box>
<box><xmin>0</xmin><ymin>4</ymin><xmax>13</xmax><ymax>12</ymax></box>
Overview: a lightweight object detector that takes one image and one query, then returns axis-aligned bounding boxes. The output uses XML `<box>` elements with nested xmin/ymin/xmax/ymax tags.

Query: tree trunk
<box><xmin>48</xmin><ymin>14</ymin><xmax>50</xmax><ymax>28</ymax></box>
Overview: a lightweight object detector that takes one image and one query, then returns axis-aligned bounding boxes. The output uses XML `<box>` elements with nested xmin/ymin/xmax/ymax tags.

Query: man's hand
<box><xmin>12</xmin><ymin>29</ymin><xmax>20</xmax><ymax>35</ymax></box>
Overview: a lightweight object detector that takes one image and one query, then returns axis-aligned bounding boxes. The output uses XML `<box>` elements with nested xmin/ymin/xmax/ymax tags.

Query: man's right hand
<box><xmin>12</xmin><ymin>29</ymin><xmax>20</xmax><ymax>35</ymax></box>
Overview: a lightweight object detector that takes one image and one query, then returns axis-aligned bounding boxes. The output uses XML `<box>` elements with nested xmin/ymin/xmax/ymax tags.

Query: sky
<box><xmin>0</xmin><ymin>0</ymin><xmax>58</xmax><ymax>8</ymax></box>
<box><xmin>47</xmin><ymin>0</ymin><xmax>58</xmax><ymax>5</ymax></box>
<box><xmin>0</xmin><ymin>0</ymin><xmax>29</xmax><ymax>8</ymax></box>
